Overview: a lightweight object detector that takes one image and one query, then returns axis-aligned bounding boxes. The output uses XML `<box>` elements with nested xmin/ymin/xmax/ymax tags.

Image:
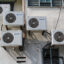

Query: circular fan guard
<box><xmin>6</xmin><ymin>13</ymin><xmax>16</xmax><ymax>23</ymax></box>
<box><xmin>3</xmin><ymin>33</ymin><xmax>14</xmax><ymax>43</ymax></box>
<box><xmin>54</xmin><ymin>32</ymin><xmax>64</xmax><ymax>42</ymax></box>
<box><xmin>29</xmin><ymin>18</ymin><xmax>39</xmax><ymax>28</ymax></box>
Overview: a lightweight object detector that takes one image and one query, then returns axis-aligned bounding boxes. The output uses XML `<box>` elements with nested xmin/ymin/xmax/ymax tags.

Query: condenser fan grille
<box><xmin>54</xmin><ymin>32</ymin><xmax>64</xmax><ymax>42</ymax></box>
<box><xmin>0</xmin><ymin>7</ymin><xmax>3</xmax><ymax>14</ymax></box>
<box><xmin>6</xmin><ymin>13</ymin><xmax>16</xmax><ymax>23</ymax></box>
<box><xmin>29</xmin><ymin>18</ymin><xmax>39</xmax><ymax>28</ymax></box>
<box><xmin>3</xmin><ymin>33</ymin><xmax>14</xmax><ymax>43</ymax></box>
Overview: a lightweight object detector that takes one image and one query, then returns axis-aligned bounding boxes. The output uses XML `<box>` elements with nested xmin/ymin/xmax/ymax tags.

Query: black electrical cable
<box><xmin>5</xmin><ymin>25</ymin><xmax>9</xmax><ymax>30</ymax></box>
<box><xmin>1</xmin><ymin>24</ymin><xmax>3</xmax><ymax>31</ymax></box>
<box><xmin>28</xmin><ymin>31</ymin><xmax>33</xmax><ymax>39</ymax></box>
<box><xmin>42</xmin><ymin>42</ymin><xmax>51</xmax><ymax>49</ymax></box>
<box><xmin>42</xmin><ymin>31</ymin><xmax>51</xmax><ymax>41</ymax></box>
<box><xmin>1</xmin><ymin>24</ymin><xmax>10</xmax><ymax>31</ymax></box>
<box><xmin>55</xmin><ymin>7</ymin><xmax>62</xmax><ymax>30</ymax></box>
<box><xmin>42</xmin><ymin>31</ymin><xmax>51</xmax><ymax>36</ymax></box>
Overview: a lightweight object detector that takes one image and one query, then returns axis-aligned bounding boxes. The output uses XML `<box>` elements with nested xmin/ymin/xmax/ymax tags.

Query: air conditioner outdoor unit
<box><xmin>51</xmin><ymin>30</ymin><xmax>64</xmax><ymax>45</ymax></box>
<box><xmin>3</xmin><ymin>11</ymin><xmax>24</xmax><ymax>26</ymax></box>
<box><xmin>0</xmin><ymin>30</ymin><xmax>22</xmax><ymax>46</ymax></box>
<box><xmin>26</xmin><ymin>16</ymin><xmax>47</xmax><ymax>31</ymax></box>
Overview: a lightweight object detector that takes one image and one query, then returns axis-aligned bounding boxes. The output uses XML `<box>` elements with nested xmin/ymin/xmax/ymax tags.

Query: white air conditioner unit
<box><xmin>0</xmin><ymin>30</ymin><xmax>22</xmax><ymax>46</ymax></box>
<box><xmin>3</xmin><ymin>11</ymin><xmax>24</xmax><ymax>26</ymax></box>
<box><xmin>0</xmin><ymin>4</ymin><xmax>10</xmax><ymax>16</ymax></box>
<box><xmin>26</xmin><ymin>16</ymin><xmax>47</xmax><ymax>31</ymax></box>
<box><xmin>51</xmin><ymin>30</ymin><xmax>64</xmax><ymax>45</ymax></box>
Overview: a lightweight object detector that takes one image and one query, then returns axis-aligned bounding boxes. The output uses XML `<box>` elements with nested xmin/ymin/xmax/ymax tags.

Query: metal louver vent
<box><xmin>3</xmin><ymin>33</ymin><xmax>14</xmax><ymax>43</ymax></box>
<box><xmin>28</xmin><ymin>0</ymin><xmax>39</xmax><ymax>6</ymax></box>
<box><xmin>6</xmin><ymin>13</ymin><xmax>16</xmax><ymax>23</ymax></box>
<box><xmin>54</xmin><ymin>32</ymin><xmax>64</xmax><ymax>42</ymax></box>
<box><xmin>52</xmin><ymin>0</ymin><xmax>62</xmax><ymax>7</ymax></box>
<box><xmin>40</xmin><ymin>0</ymin><xmax>52</xmax><ymax>6</ymax></box>
<box><xmin>28</xmin><ymin>0</ymin><xmax>62</xmax><ymax>7</ymax></box>
<box><xmin>29</xmin><ymin>18</ymin><xmax>39</xmax><ymax>28</ymax></box>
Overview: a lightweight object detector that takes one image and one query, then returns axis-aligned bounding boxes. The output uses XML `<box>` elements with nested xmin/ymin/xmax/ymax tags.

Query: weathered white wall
<box><xmin>0</xmin><ymin>47</ymin><xmax>18</xmax><ymax>64</ymax></box>
<box><xmin>25</xmin><ymin>1</ymin><xmax>64</xmax><ymax>64</ymax></box>
<box><xmin>25</xmin><ymin>0</ymin><xmax>64</xmax><ymax>32</ymax></box>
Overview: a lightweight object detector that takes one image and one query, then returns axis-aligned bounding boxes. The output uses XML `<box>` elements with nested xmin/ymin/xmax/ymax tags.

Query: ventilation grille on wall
<box><xmin>28</xmin><ymin>0</ymin><xmax>62</xmax><ymax>7</ymax></box>
<box><xmin>40</xmin><ymin>0</ymin><xmax>52</xmax><ymax>6</ymax></box>
<box><xmin>28</xmin><ymin>0</ymin><xmax>39</xmax><ymax>6</ymax></box>
<box><xmin>52</xmin><ymin>0</ymin><xmax>62</xmax><ymax>7</ymax></box>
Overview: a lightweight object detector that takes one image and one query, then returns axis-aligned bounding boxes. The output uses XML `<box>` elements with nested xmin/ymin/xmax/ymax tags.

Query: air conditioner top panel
<box><xmin>1</xmin><ymin>30</ymin><xmax>22</xmax><ymax>33</ymax></box>
<box><xmin>51</xmin><ymin>30</ymin><xmax>64</xmax><ymax>34</ymax></box>
<box><xmin>27</xmin><ymin>16</ymin><xmax>46</xmax><ymax>19</ymax></box>
<box><xmin>3</xmin><ymin>11</ymin><xmax>24</xmax><ymax>18</ymax></box>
